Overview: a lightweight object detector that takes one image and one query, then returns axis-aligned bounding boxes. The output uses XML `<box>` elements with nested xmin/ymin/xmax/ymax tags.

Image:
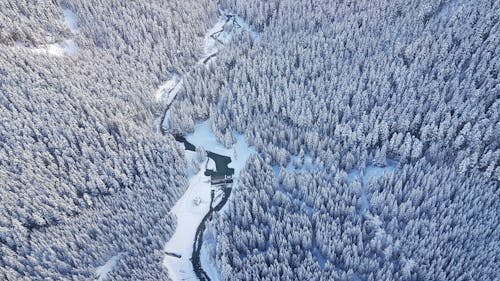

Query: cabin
<box><xmin>210</xmin><ymin>175</ymin><xmax>233</xmax><ymax>186</ymax></box>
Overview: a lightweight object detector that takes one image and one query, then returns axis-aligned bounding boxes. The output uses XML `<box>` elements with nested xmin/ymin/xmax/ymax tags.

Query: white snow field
<box><xmin>163</xmin><ymin>119</ymin><xmax>254</xmax><ymax>281</ymax></box>
<box><xmin>29</xmin><ymin>39</ymin><xmax>79</xmax><ymax>56</ymax></box>
<box><xmin>62</xmin><ymin>8</ymin><xmax>79</xmax><ymax>33</ymax></box>
<box><xmin>163</xmin><ymin>152</ymin><xmax>212</xmax><ymax>281</ymax></box>
<box><xmin>200</xmin><ymin>230</ymin><xmax>223</xmax><ymax>281</ymax></box>
<box><xmin>95</xmin><ymin>252</ymin><xmax>125</xmax><ymax>281</ymax></box>
<box><xmin>186</xmin><ymin>119</ymin><xmax>255</xmax><ymax>178</ymax></box>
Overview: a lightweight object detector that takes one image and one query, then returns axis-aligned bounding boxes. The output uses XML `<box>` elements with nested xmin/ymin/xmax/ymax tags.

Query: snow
<box><xmin>62</xmin><ymin>8</ymin><xmax>79</xmax><ymax>33</ymax></box>
<box><xmin>30</xmin><ymin>39</ymin><xmax>79</xmax><ymax>56</ymax></box>
<box><xmin>312</xmin><ymin>247</ymin><xmax>326</xmax><ymax>269</ymax></box>
<box><xmin>285</xmin><ymin>155</ymin><xmax>320</xmax><ymax>173</ymax></box>
<box><xmin>186</xmin><ymin>119</ymin><xmax>255</xmax><ymax>176</ymax></box>
<box><xmin>161</xmin><ymin>11</ymin><xmax>257</xmax><ymax>281</ymax></box>
<box><xmin>348</xmin><ymin>160</ymin><xmax>397</xmax><ymax>214</ymax></box>
<box><xmin>184</xmin><ymin>150</ymin><xmax>202</xmax><ymax>177</ymax></box>
<box><xmin>200</xmin><ymin>230</ymin><xmax>222</xmax><ymax>281</ymax></box>
<box><xmin>163</xmin><ymin>162</ymin><xmax>212</xmax><ymax>281</ymax></box>
<box><xmin>186</xmin><ymin>120</ymin><xmax>223</xmax><ymax>153</ymax></box>
<box><xmin>347</xmin><ymin>162</ymin><xmax>397</xmax><ymax>185</ymax></box>
<box><xmin>31</xmin><ymin>7</ymin><xmax>81</xmax><ymax>56</ymax></box>
<box><xmin>231</xmin><ymin>14</ymin><xmax>260</xmax><ymax>40</ymax></box>
<box><xmin>200</xmin><ymin>12</ymin><xmax>259</xmax><ymax>64</ymax></box>
<box><xmin>207</xmin><ymin>158</ymin><xmax>216</xmax><ymax>170</ymax></box>
<box><xmin>95</xmin><ymin>252</ymin><xmax>125</xmax><ymax>281</ymax></box>
<box><xmin>158</xmin><ymin>76</ymin><xmax>184</xmax><ymax>132</ymax></box>
<box><xmin>163</xmin><ymin>119</ymin><xmax>254</xmax><ymax>280</ymax></box>
<box><xmin>201</xmin><ymin>19</ymin><xmax>226</xmax><ymax>62</ymax></box>
<box><xmin>159</xmin><ymin>13</ymin><xmax>256</xmax><ymax>133</ymax></box>
<box><xmin>155</xmin><ymin>75</ymin><xmax>183</xmax><ymax>103</ymax></box>
<box><xmin>14</xmin><ymin>7</ymin><xmax>80</xmax><ymax>57</ymax></box>
<box><xmin>272</xmin><ymin>165</ymin><xmax>281</xmax><ymax>177</ymax></box>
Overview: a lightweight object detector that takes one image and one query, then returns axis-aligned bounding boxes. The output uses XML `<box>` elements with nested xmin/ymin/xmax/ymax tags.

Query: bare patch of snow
<box><xmin>13</xmin><ymin>7</ymin><xmax>80</xmax><ymax>57</ymax></box>
<box><xmin>286</xmin><ymin>155</ymin><xmax>320</xmax><ymax>173</ymax></box>
<box><xmin>29</xmin><ymin>39</ymin><xmax>79</xmax><ymax>56</ymax></box>
<box><xmin>62</xmin><ymin>8</ymin><xmax>79</xmax><ymax>33</ymax></box>
<box><xmin>186</xmin><ymin>119</ymin><xmax>255</xmax><ymax>177</ymax></box>
<box><xmin>95</xmin><ymin>252</ymin><xmax>125</xmax><ymax>281</ymax></box>
<box><xmin>347</xmin><ymin>161</ymin><xmax>397</xmax><ymax>185</ymax></box>
<box><xmin>207</xmin><ymin>158</ymin><xmax>216</xmax><ymax>170</ymax></box>
<box><xmin>155</xmin><ymin>75</ymin><xmax>183</xmax><ymax>103</ymax></box>
<box><xmin>157</xmin><ymin>76</ymin><xmax>183</xmax><ymax>132</ymax></box>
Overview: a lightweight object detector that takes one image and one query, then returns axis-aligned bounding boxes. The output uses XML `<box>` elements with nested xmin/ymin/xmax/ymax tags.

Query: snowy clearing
<box><xmin>62</xmin><ymin>8</ymin><xmax>79</xmax><ymax>33</ymax></box>
<box><xmin>28</xmin><ymin>39</ymin><xmax>79</xmax><ymax>56</ymax></box>
<box><xmin>285</xmin><ymin>155</ymin><xmax>321</xmax><ymax>173</ymax></box>
<box><xmin>95</xmin><ymin>252</ymin><xmax>125</xmax><ymax>281</ymax></box>
<box><xmin>163</xmin><ymin>158</ymin><xmax>212</xmax><ymax>281</ymax></box>
<box><xmin>347</xmin><ymin>162</ymin><xmax>397</xmax><ymax>185</ymax></box>
<box><xmin>157</xmin><ymin>76</ymin><xmax>183</xmax><ymax>132</ymax></box>
<box><xmin>161</xmin><ymin>11</ymin><xmax>257</xmax><ymax>281</ymax></box>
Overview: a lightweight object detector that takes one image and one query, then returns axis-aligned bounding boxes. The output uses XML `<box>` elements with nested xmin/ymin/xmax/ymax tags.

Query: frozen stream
<box><xmin>158</xmin><ymin>10</ymin><xmax>258</xmax><ymax>281</ymax></box>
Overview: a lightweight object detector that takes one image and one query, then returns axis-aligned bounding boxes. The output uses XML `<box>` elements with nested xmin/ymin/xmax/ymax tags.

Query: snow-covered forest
<box><xmin>171</xmin><ymin>0</ymin><xmax>499</xmax><ymax>280</ymax></box>
<box><xmin>1</xmin><ymin>0</ymin><xmax>218</xmax><ymax>279</ymax></box>
<box><xmin>1</xmin><ymin>0</ymin><xmax>498</xmax><ymax>280</ymax></box>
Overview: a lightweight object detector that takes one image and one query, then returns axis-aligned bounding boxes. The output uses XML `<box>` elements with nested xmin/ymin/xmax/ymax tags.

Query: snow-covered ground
<box><xmin>95</xmin><ymin>252</ymin><xmax>125</xmax><ymax>281</ymax></box>
<box><xmin>163</xmin><ymin>153</ymin><xmax>212</xmax><ymax>281</ymax></box>
<box><xmin>186</xmin><ymin>119</ymin><xmax>254</xmax><ymax>177</ymax></box>
<box><xmin>155</xmin><ymin>75</ymin><xmax>183</xmax><ymax>103</ymax></box>
<box><xmin>347</xmin><ymin>162</ymin><xmax>397</xmax><ymax>185</ymax></box>
<box><xmin>157</xmin><ymin>76</ymin><xmax>183</xmax><ymax>132</ymax></box>
<box><xmin>14</xmin><ymin>7</ymin><xmax>80</xmax><ymax>57</ymax></box>
<box><xmin>200</xmin><ymin>230</ymin><xmax>222</xmax><ymax>281</ymax></box>
<box><xmin>200</xmin><ymin>13</ymin><xmax>259</xmax><ymax>64</ymax></box>
<box><xmin>62</xmin><ymin>8</ymin><xmax>79</xmax><ymax>33</ymax></box>
<box><xmin>28</xmin><ymin>39</ymin><xmax>79</xmax><ymax>56</ymax></box>
<box><xmin>348</xmin><ymin>161</ymin><xmax>397</xmax><ymax>214</ymax></box>
<box><xmin>163</xmin><ymin>119</ymin><xmax>254</xmax><ymax>281</ymax></box>
<box><xmin>285</xmin><ymin>155</ymin><xmax>321</xmax><ymax>173</ymax></box>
